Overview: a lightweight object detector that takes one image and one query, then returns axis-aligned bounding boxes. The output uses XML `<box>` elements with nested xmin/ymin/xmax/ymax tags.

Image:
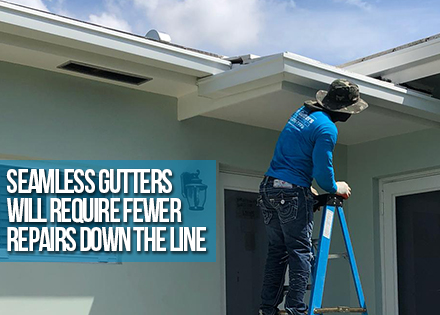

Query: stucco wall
<box><xmin>0</xmin><ymin>60</ymin><xmax>348</xmax><ymax>315</ymax></box>
<box><xmin>347</xmin><ymin>128</ymin><xmax>440</xmax><ymax>315</ymax></box>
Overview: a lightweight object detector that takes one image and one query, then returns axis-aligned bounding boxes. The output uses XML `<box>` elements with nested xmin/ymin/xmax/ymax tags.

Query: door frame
<box><xmin>379</xmin><ymin>169</ymin><xmax>440</xmax><ymax>315</ymax></box>
<box><xmin>218</xmin><ymin>167</ymin><xmax>263</xmax><ymax>315</ymax></box>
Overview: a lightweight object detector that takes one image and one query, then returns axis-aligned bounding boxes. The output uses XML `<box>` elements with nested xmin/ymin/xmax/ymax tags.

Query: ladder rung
<box><xmin>279</xmin><ymin>307</ymin><xmax>367</xmax><ymax>315</ymax></box>
<box><xmin>328</xmin><ymin>253</ymin><xmax>348</xmax><ymax>260</ymax></box>
<box><xmin>314</xmin><ymin>306</ymin><xmax>367</xmax><ymax>313</ymax></box>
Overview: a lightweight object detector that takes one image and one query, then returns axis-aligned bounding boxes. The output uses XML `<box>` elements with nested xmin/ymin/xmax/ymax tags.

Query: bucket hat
<box><xmin>305</xmin><ymin>79</ymin><xmax>368</xmax><ymax>114</ymax></box>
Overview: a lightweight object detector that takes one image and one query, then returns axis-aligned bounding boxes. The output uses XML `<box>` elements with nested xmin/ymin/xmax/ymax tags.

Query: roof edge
<box><xmin>339</xmin><ymin>33</ymin><xmax>440</xmax><ymax>68</ymax></box>
<box><xmin>0</xmin><ymin>0</ymin><xmax>231</xmax><ymax>71</ymax></box>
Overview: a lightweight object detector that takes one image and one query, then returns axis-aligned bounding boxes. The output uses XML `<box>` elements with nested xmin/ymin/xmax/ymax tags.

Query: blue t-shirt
<box><xmin>266</xmin><ymin>106</ymin><xmax>338</xmax><ymax>193</ymax></box>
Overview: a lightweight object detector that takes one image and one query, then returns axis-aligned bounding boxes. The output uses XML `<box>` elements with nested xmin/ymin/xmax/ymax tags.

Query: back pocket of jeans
<box><xmin>276</xmin><ymin>196</ymin><xmax>298</xmax><ymax>224</ymax></box>
<box><xmin>262</xmin><ymin>209</ymin><xmax>273</xmax><ymax>225</ymax></box>
<box><xmin>257</xmin><ymin>196</ymin><xmax>273</xmax><ymax>224</ymax></box>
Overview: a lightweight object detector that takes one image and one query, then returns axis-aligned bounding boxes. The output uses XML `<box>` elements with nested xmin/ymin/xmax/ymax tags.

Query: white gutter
<box><xmin>179</xmin><ymin>52</ymin><xmax>440</xmax><ymax>123</ymax></box>
<box><xmin>340</xmin><ymin>35</ymin><xmax>440</xmax><ymax>83</ymax></box>
<box><xmin>0</xmin><ymin>1</ymin><xmax>231</xmax><ymax>77</ymax></box>
<box><xmin>197</xmin><ymin>53</ymin><xmax>285</xmax><ymax>98</ymax></box>
<box><xmin>283</xmin><ymin>52</ymin><xmax>440</xmax><ymax>122</ymax></box>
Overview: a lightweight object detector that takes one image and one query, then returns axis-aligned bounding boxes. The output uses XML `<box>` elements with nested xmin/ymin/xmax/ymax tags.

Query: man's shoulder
<box><xmin>310</xmin><ymin>111</ymin><xmax>336</xmax><ymax>129</ymax></box>
<box><xmin>286</xmin><ymin>107</ymin><xmax>336</xmax><ymax>135</ymax></box>
<box><xmin>309</xmin><ymin>112</ymin><xmax>337</xmax><ymax>139</ymax></box>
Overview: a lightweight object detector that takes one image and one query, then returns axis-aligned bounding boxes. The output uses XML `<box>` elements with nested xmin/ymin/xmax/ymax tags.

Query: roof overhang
<box><xmin>0</xmin><ymin>1</ymin><xmax>231</xmax><ymax>97</ymax></box>
<box><xmin>340</xmin><ymin>34</ymin><xmax>440</xmax><ymax>85</ymax></box>
<box><xmin>2</xmin><ymin>1</ymin><xmax>440</xmax><ymax>145</ymax></box>
<box><xmin>178</xmin><ymin>52</ymin><xmax>440</xmax><ymax>144</ymax></box>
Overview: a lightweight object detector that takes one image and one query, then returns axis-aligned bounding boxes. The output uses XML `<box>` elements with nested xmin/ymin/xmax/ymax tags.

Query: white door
<box><xmin>380</xmin><ymin>171</ymin><xmax>440</xmax><ymax>315</ymax></box>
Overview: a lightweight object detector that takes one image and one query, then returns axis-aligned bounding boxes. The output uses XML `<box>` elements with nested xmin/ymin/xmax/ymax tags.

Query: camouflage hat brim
<box><xmin>316</xmin><ymin>90</ymin><xmax>368</xmax><ymax>114</ymax></box>
<box><xmin>304</xmin><ymin>100</ymin><xmax>325</xmax><ymax>111</ymax></box>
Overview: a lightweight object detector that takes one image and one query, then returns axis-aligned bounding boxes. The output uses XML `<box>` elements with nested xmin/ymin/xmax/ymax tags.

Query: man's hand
<box><xmin>336</xmin><ymin>181</ymin><xmax>351</xmax><ymax>199</ymax></box>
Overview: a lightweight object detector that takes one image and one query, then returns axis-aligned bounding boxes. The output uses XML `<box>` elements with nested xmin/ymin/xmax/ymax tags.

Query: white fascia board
<box><xmin>197</xmin><ymin>53</ymin><xmax>285</xmax><ymax>98</ymax></box>
<box><xmin>341</xmin><ymin>37</ymin><xmax>440</xmax><ymax>78</ymax></box>
<box><xmin>0</xmin><ymin>1</ymin><xmax>231</xmax><ymax>77</ymax></box>
<box><xmin>283</xmin><ymin>52</ymin><xmax>440</xmax><ymax>122</ymax></box>
<box><xmin>374</xmin><ymin>56</ymin><xmax>440</xmax><ymax>84</ymax></box>
<box><xmin>188</xmin><ymin>51</ymin><xmax>440</xmax><ymax>122</ymax></box>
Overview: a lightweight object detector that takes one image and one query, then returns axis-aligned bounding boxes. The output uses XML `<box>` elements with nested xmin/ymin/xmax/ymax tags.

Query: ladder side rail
<box><xmin>336</xmin><ymin>206</ymin><xmax>368</xmax><ymax>314</ymax></box>
<box><xmin>309</xmin><ymin>205</ymin><xmax>336</xmax><ymax>314</ymax></box>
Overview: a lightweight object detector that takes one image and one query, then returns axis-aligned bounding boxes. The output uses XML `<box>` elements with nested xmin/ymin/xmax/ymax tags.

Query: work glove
<box><xmin>336</xmin><ymin>181</ymin><xmax>351</xmax><ymax>199</ymax></box>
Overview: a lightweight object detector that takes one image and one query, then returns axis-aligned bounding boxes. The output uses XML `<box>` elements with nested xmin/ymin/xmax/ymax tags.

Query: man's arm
<box><xmin>312</xmin><ymin>125</ymin><xmax>338</xmax><ymax>193</ymax></box>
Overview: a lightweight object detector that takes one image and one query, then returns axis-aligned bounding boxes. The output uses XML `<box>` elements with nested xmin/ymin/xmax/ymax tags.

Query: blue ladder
<box><xmin>308</xmin><ymin>194</ymin><xmax>368</xmax><ymax>314</ymax></box>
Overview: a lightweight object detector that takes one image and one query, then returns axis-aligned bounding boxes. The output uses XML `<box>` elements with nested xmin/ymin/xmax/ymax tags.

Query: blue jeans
<box><xmin>257</xmin><ymin>176</ymin><xmax>314</xmax><ymax>315</ymax></box>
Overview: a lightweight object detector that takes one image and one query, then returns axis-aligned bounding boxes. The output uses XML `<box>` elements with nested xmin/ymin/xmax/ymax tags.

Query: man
<box><xmin>257</xmin><ymin>79</ymin><xmax>368</xmax><ymax>315</ymax></box>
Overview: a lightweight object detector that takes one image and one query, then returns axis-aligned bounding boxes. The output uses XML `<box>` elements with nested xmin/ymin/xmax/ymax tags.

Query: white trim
<box><xmin>184</xmin><ymin>52</ymin><xmax>440</xmax><ymax>123</ymax></box>
<box><xmin>342</xmin><ymin>35</ymin><xmax>440</xmax><ymax>78</ymax></box>
<box><xmin>218</xmin><ymin>169</ymin><xmax>262</xmax><ymax>315</ymax></box>
<box><xmin>0</xmin><ymin>1</ymin><xmax>230</xmax><ymax>76</ymax></box>
<box><xmin>197</xmin><ymin>53</ymin><xmax>284</xmax><ymax>98</ymax></box>
<box><xmin>379</xmin><ymin>169</ymin><xmax>440</xmax><ymax>315</ymax></box>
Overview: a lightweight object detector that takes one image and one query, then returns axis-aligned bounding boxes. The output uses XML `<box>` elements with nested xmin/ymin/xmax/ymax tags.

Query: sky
<box><xmin>5</xmin><ymin>0</ymin><xmax>440</xmax><ymax>65</ymax></box>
